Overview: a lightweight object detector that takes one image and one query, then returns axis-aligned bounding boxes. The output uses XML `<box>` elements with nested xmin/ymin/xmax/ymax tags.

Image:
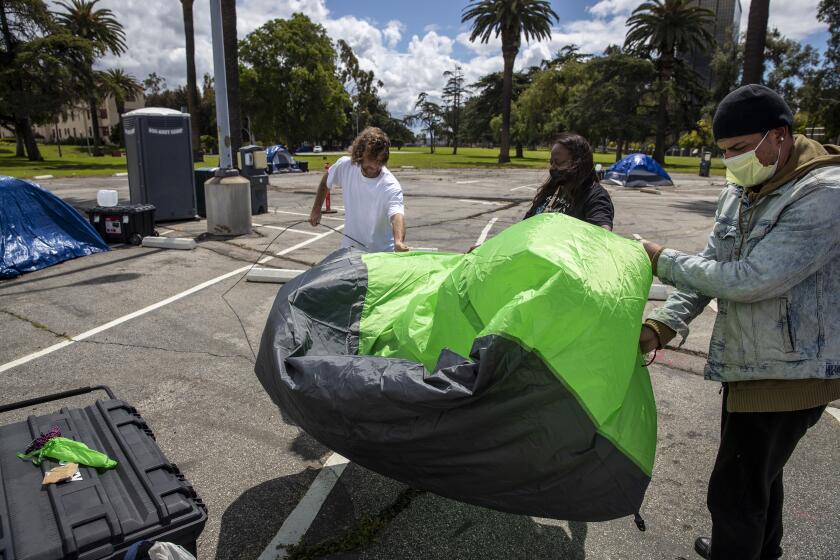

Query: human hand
<box><xmin>309</xmin><ymin>208</ymin><xmax>321</xmax><ymax>227</ymax></box>
<box><xmin>394</xmin><ymin>241</ymin><xmax>410</xmax><ymax>252</ymax></box>
<box><xmin>639</xmin><ymin>324</ymin><xmax>660</xmax><ymax>354</ymax></box>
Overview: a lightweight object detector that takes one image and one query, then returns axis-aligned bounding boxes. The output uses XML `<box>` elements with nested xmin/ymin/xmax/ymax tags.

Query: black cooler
<box><xmin>88</xmin><ymin>205</ymin><xmax>156</xmax><ymax>245</ymax></box>
<box><xmin>0</xmin><ymin>386</ymin><xmax>207</xmax><ymax>560</ymax></box>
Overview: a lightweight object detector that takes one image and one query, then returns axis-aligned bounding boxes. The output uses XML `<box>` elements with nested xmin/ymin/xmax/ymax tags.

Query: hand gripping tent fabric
<box><xmin>255</xmin><ymin>213</ymin><xmax>657</xmax><ymax>521</ymax></box>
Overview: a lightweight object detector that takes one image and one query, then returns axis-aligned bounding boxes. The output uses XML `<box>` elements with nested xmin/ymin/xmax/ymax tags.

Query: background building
<box><xmin>688</xmin><ymin>0</ymin><xmax>743</xmax><ymax>88</ymax></box>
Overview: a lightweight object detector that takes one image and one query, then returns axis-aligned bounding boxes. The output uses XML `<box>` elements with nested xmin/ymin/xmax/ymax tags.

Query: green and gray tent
<box><xmin>255</xmin><ymin>213</ymin><xmax>657</xmax><ymax>521</ymax></box>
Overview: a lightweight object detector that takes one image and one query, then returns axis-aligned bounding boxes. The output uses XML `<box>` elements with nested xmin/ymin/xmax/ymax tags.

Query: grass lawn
<box><xmin>1</xmin><ymin>141</ymin><xmax>725</xmax><ymax>178</ymax></box>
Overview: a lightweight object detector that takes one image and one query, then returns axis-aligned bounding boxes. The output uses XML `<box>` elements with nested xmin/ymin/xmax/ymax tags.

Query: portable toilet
<box><xmin>123</xmin><ymin>107</ymin><xmax>197</xmax><ymax>220</ymax></box>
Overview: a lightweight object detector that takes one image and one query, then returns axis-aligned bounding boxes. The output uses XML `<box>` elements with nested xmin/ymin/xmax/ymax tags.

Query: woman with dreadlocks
<box><xmin>524</xmin><ymin>132</ymin><xmax>614</xmax><ymax>229</ymax></box>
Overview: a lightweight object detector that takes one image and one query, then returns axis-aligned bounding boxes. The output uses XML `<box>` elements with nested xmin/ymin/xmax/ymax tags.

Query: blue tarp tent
<box><xmin>0</xmin><ymin>177</ymin><xmax>109</xmax><ymax>279</ymax></box>
<box><xmin>603</xmin><ymin>153</ymin><xmax>674</xmax><ymax>188</ymax></box>
<box><xmin>265</xmin><ymin>145</ymin><xmax>302</xmax><ymax>173</ymax></box>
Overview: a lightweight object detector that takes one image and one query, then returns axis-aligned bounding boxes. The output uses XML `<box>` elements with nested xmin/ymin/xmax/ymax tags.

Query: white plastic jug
<box><xmin>96</xmin><ymin>189</ymin><xmax>119</xmax><ymax>207</ymax></box>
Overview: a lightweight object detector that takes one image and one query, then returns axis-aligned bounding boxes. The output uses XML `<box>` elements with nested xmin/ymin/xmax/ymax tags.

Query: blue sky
<box><xmin>103</xmin><ymin>0</ymin><xmax>830</xmax><ymax>116</ymax></box>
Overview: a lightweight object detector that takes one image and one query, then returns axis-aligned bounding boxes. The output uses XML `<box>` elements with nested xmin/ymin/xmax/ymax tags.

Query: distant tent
<box><xmin>1</xmin><ymin>177</ymin><xmax>109</xmax><ymax>279</ymax></box>
<box><xmin>603</xmin><ymin>153</ymin><xmax>674</xmax><ymax>188</ymax></box>
<box><xmin>265</xmin><ymin>145</ymin><xmax>301</xmax><ymax>173</ymax></box>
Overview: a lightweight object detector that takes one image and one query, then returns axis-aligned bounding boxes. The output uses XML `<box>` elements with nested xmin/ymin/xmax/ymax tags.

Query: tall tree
<box><xmin>816</xmin><ymin>0</ymin><xmax>840</xmax><ymax>141</ymax></box>
<box><xmin>405</xmin><ymin>92</ymin><xmax>444</xmax><ymax>153</ymax></box>
<box><xmin>764</xmin><ymin>28</ymin><xmax>819</xmax><ymax>107</ymax></box>
<box><xmin>180</xmin><ymin>0</ymin><xmax>201</xmax><ymax>160</ymax></box>
<box><xmin>462</xmin><ymin>0</ymin><xmax>558</xmax><ymax>163</ymax></box>
<box><xmin>0</xmin><ymin>0</ymin><xmax>91</xmax><ymax>160</ymax></box>
<box><xmin>624</xmin><ymin>0</ymin><xmax>714</xmax><ymax>163</ymax></box>
<box><xmin>461</xmin><ymin>69</ymin><xmax>532</xmax><ymax>145</ymax></box>
<box><xmin>98</xmin><ymin>68</ymin><xmax>141</xmax><ymax>147</ymax></box>
<box><xmin>221</xmin><ymin>0</ymin><xmax>242</xmax><ymax>157</ymax></box>
<box><xmin>143</xmin><ymin>72</ymin><xmax>166</xmax><ymax>96</ymax></box>
<box><xmin>238</xmin><ymin>14</ymin><xmax>349</xmax><ymax>149</ymax></box>
<box><xmin>442</xmin><ymin>65</ymin><xmax>468</xmax><ymax>154</ymax></box>
<box><xmin>55</xmin><ymin>0</ymin><xmax>126</xmax><ymax>156</ymax></box>
<box><xmin>336</xmin><ymin>38</ymin><xmax>387</xmax><ymax>140</ymax></box>
<box><xmin>742</xmin><ymin>0</ymin><xmax>770</xmax><ymax>84</ymax></box>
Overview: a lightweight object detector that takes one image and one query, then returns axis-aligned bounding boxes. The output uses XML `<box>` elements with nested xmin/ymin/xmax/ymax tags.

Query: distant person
<box><xmin>524</xmin><ymin>132</ymin><xmax>614</xmax><ymax>230</ymax></box>
<box><xmin>637</xmin><ymin>84</ymin><xmax>840</xmax><ymax>560</ymax></box>
<box><xmin>469</xmin><ymin>133</ymin><xmax>613</xmax><ymax>253</ymax></box>
<box><xmin>309</xmin><ymin>127</ymin><xmax>408</xmax><ymax>252</ymax></box>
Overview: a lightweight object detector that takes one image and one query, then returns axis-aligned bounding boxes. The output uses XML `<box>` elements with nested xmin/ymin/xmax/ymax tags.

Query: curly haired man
<box><xmin>309</xmin><ymin>127</ymin><xmax>408</xmax><ymax>252</ymax></box>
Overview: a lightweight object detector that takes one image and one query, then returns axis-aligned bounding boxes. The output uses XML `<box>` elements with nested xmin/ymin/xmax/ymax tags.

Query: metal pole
<box><xmin>210</xmin><ymin>0</ymin><xmax>232</xmax><ymax>168</ymax></box>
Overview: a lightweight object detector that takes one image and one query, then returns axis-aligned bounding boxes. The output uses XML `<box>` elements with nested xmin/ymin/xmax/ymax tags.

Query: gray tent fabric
<box><xmin>254</xmin><ymin>248</ymin><xmax>651</xmax><ymax>521</ymax></box>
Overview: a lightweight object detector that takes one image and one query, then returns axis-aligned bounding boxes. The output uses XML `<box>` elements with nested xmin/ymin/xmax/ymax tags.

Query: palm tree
<box><xmin>742</xmin><ymin>0</ymin><xmax>770</xmax><ymax>84</ymax></box>
<box><xmin>462</xmin><ymin>0</ymin><xmax>557</xmax><ymax>163</ymax></box>
<box><xmin>221</xmin><ymin>0</ymin><xmax>243</xmax><ymax>160</ymax></box>
<box><xmin>624</xmin><ymin>0</ymin><xmax>714</xmax><ymax>164</ymax></box>
<box><xmin>56</xmin><ymin>0</ymin><xmax>126</xmax><ymax>157</ymax></box>
<box><xmin>98</xmin><ymin>68</ymin><xmax>141</xmax><ymax>147</ymax></box>
<box><xmin>99</xmin><ymin>69</ymin><xmax>142</xmax><ymax>116</ymax></box>
<box><xmin>181</xmin><ymin>0</ymin><xmax>202</xmax><ymax>160</ymax></box>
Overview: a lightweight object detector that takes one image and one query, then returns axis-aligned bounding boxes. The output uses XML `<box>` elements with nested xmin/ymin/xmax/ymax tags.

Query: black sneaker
<box><xmin>694</xmin><ymin>537</ymin><xmax>711</xmax><ymax>559</ymax></box>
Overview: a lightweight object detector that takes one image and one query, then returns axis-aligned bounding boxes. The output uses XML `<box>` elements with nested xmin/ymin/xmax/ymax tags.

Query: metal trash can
<box><xmin>194</xmin><ymin>167</ymin><xmax>218</xmax><ymax>217</ymax></box>
<box><xmin>239</xmin><ymin>145</ymin><xmax>269</xmax><ymax>215</ymax></box>
<box><xmin>699</xmin><ymin>151</ymin><xmax>712</xmax><ymax>177</ymax></box>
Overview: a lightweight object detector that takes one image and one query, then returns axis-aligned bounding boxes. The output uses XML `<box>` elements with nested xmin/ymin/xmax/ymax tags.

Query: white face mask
<box><xmin>722</xmin><ymin>131</ymin><xmax>783</xmax><ymax>187</ymax></box>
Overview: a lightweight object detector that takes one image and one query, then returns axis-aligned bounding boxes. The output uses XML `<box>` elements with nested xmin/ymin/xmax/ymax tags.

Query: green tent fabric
<box><xmin>256</xmin><ymin>213</ymin><xmax>657</xmax><ymax>521</ymax></box>
<box><xmin>17</xmin><ymin>437</ymin><xmax>118</xmax><ymax>469</ymax></box>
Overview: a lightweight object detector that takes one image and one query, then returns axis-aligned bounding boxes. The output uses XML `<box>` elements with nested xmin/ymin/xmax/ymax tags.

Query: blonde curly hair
<box><xmin>350</xmin><ymin>127</ymin><xmax>390</xmax><ymax>165</ymax></box>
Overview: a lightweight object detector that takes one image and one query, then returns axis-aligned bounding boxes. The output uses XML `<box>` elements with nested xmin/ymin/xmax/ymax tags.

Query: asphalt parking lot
<box><xmin>1</xmin><ymin>168</ymin><xmax>838</xmax><ymax>560</ymax></box>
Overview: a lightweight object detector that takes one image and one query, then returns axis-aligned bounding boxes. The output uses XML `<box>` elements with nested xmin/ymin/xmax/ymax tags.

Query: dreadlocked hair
<box><xmin>350</xmin><ymin>127</ymin><xmax>391</xmax><ymax>165</ymax></box>
<box><xmin>526</xmin><ymin>132</ymin><xmax>597</xmax><ymax>218</ymax></box>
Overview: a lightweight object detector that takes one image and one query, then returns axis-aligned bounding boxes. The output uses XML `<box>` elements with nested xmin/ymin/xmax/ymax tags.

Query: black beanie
<box><xmin>712</xmin><ymin>84</ymin><xmax>794</xmax><ymax>140</ymax></box>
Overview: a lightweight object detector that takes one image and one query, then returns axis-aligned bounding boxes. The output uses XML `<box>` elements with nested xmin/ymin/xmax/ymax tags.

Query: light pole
<box><xmin>209</xmin><ymin>0</ymin><xmax>232</xmax><ymax>168</ymax></box>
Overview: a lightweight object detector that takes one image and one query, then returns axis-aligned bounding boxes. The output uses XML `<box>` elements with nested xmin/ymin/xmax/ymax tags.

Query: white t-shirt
<box><xmin>326</xmin><ymin>156</ymin><xmax>405</xmax><ymax>252</ymax></box>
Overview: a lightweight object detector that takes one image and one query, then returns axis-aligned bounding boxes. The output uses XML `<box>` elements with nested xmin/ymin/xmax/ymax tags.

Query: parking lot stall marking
<box><xmin>457</xmin><ymin>199</ymin><xmax>502</xmax><ymax>206</ymax></box>
<box><xmin>827</xmin><ymin>407</ymin><xmax>840</xmax><ymax>425</ymax></box>
<box><xmin>0</xmin><ymin>224</ymin><xmax>344</xmax><ymax>374</ymax></box>
<box><xmin>270</xmin><ymin>209</ymin><xmax>345</xmax><ymax>222</ymax></box>
<box><xmin>456</xmin><ymin>180</ymin><xmax>480</xmax><ymax>184</ymax></box>
<box><xmin>511</xmin><ymin>184</ymin><xmax>539</xmax><ymax>191</ymax></box>
<box><xmin>475</xmin><ymin>217</ymin><xmax>499</xmax><ymax>245</ymax></box>
<box><xmin>257</xmin><ymin>453</ymin><xmax>350</xmax><ymax>560</ymax></box>
<box><xmin>252</xmin><ymin>223</ymin><xmax>322</xmax><ymax>236</ymax></box>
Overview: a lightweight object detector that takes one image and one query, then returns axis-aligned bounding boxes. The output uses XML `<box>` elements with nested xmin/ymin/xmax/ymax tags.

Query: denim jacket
<box><xmin>649</xmin><ymin>165</ymin><xmax>840</xmax><ymax>382</ymax></box>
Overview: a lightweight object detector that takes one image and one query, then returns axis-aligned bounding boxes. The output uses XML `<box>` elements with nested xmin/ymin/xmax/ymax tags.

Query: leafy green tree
<box><xmin>462</xmin><ymin>0</ymin><xmax>558</xmax><ymax>163</ymax></box>
<box><xmin>624</xmin><ymin>0</ymin><xmax>714</xmax><ymax>163</ymax></box>
<box><xmin>405</xmin><ymin>92</ymin><xmax>444</xmax><ymax>152</ymax></box>
<box><xmin>442</xmin><ymin>65</ymin><xmax>468</xmax><ymax>154</ymax></box>
<box><xmin>764</xmin><ymin>28</ymin><xmax>820</xmax><ymax>109</ymax></box>
<box><xmin>0</xmin><ymin>0</ymin><xmax>92</xmax><ymax>160</ymax></box>
<box><xmin>143</xmin><ymin>72</ymin><xmax>166</xmax><ymax>96</ymax></box>
<box><xmin>55</xmin><ymin>0</ymin><xmax>126</xmax><ymax>156</ymax></box>
<box><xmin>336</xmin><ymin>38</ymin><xmax>388</xmax><ymax>142</ymax></box>
<box><xmin>461</xmin><ymin>70</ymin><xmax>532</xmax><ymax>146</ymax></box>
<box><xmin>564</xmin><ymin>52</ymin><xmax>656</xmax><ymax>161</ymax></box>
<box><xmin>814</xmin><ymin>0</ymin><xmax>840</xmax><ymax>141</ymax></box>
<box><xmin>238</xmin><ymin>14</ymin><xmax>349</xmax><ymax>149</ymax></box>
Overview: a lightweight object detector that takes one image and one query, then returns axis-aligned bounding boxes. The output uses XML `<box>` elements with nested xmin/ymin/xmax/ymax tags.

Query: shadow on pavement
<box><xmin>216</xmin><ymin>468</ymin><xmax>320</xmax><ymax>560</ymax></box>
<box><xmin>668</xmin><ymin>200</ymin><xmax>718</xmax><ymax>217</ymax></box>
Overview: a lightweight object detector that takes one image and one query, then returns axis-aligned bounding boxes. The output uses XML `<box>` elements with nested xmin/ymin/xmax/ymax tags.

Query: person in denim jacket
<box><xmin>637</xmin><ymin>85</ymin><xmax>840</xmax><ymax>560</ymax></box>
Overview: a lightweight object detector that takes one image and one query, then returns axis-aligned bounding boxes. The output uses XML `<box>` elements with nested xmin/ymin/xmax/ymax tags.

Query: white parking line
<box><xmin>258</xmin><ymin>453</ymin><xmax>350</xmax><ymax>560</ymax></box>
<box><xmin>270</xmin><ymin>209</ymin><xmax>345</xmax><ymax>222</ymax></box>
<box><xmin>458</xmin><ymin>199</ymin><xmax>501</xmax><ymax>206</ymax></box>
<box><xmin>252</xmin><ymin>223</ymin><xmax>321</xmax><ymax>236</ymax></box>
<box><xmin>276</xmin><ymin>225</ymin><xmax>343</xmax><ymax>256</ymax></box>
<box><xmin>0</xmin><ymin>225</ymin><xmax>343</xmax><ymax>374</ymax></box>
<box><xmin>475</xmin><ymin>217</ymin><xmax>499</xmax><ymax>245</ymax></box>
<box><xmin>511</xmin><ymin>183</ymin><xmax>539</xmax><ymax>192</ymax></box>
<box><xmin>826</xmin><ymin>407</ymin><xmax>840</xmax><ymax>425</ymax></box>
<box><xmin>456</xmin><ymin>180</ymin><xmax>480</xmax><ymax>184</ymax></box>
<box><xmin>709</xmin><ymin>300</ymin><xmax>718</xmax><ymax>312</ymax></box>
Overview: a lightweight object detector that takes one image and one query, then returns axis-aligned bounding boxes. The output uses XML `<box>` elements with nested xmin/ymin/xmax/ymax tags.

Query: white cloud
<box><xmin>91</xmin><ymin>0</ymin><xmax>826</xmax><ymax>120</ymax></box>
<box><xmin>740</xmin><ymin>0</ymin><xmax>827</xmax><ymax>41</ymax></box>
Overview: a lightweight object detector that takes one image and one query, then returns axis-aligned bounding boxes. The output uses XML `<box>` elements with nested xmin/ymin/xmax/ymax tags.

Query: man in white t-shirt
<box><xmin>309</xmin><ymin>127</ymin><xmax>408</xmax><ymax>252</ymax></box>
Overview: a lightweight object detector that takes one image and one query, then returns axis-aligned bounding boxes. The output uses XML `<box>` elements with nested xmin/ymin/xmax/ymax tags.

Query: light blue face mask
<box><xmin>722</xmin><ymin>131</ymin><xmax>783</xmax><ymax>187</ymax></box>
